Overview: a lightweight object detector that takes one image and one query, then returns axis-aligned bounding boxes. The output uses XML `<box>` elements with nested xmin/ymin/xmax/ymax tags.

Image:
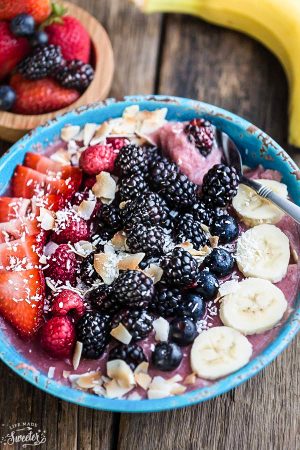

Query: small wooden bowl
<box><xmin>0</xmin><ymin>1</ymin><xmax>114</xmax><ymax>142</ymax></box>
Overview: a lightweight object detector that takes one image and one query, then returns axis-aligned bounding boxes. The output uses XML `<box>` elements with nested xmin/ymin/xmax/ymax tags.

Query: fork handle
<box><xmin>241</xmin><ymin>175</ymin><xmax>300</xmax><ymax>225</ymax></box>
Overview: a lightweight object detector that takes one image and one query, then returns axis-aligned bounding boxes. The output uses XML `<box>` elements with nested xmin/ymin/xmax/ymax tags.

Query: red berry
<box><xmin>107</xmin><ymin>137</ymin><xmax>129</xmax><ymax>151</ymax></box>
<box><xmin>0</xmin><ymin>0</ymin><xmax>51</xmax><ymax>23</ymax></box>
<box><xmin>51</xmin><ymin>290</ymin><xmax>85</xmax><ymax>321</ymax></box>
<box><xmin>0</xmin><ymin>22</ymin><xmax>30</xmax><ymax>80</ymax></box>
<box><xmin>79</xmin><ymin>144</ymin><xmax>117</xmax><ymax>176</ymax></box>
<box><xmin>40</xmin><ymin>316</ymin><xmax>75</xmax><ymax>358</ymax></box>
<box><xmin>52</xmin><ymin>212</ymin><xmax>90</xmax><ymax>244</ymax></box>
<box><xmin>44</xmin><ymin>244</ymin><xmax>78</xmax><ymax>285</ymax></box>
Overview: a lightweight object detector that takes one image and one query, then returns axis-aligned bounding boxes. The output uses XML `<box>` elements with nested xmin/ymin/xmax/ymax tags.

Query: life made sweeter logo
<box><xmin>0</xmin><ymin>422</ymin><xmax>46</xmax><ymax>448</ymax></box>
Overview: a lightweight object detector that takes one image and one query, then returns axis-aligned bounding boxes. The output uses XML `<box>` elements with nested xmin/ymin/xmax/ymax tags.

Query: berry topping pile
<box><xmin>0</xmin><ymin>2</ymin><xmax>94</xmax><ymax>114</ymax></box>
<box><xmin>0</xmin><ymin>105</ymin><xmax>295</xmax><ymax>401</ymax></box>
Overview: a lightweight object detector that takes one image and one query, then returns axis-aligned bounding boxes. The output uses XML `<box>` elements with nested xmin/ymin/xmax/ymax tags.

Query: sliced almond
<box><xmin>37</xmin><ymin>207</ymin><xmax>56</xmax><ymax>231</ymax></box>
<box><xmin>94</xmin><ymin>252</ymin><xmax>118</xmax><ymax>284</ymax></box>
<box><xmin>110</xmin><ymin>323</ymin><xmax>132</xmax><ymax>344</ymax></box>
<box><xmin>291</xmin><ymin>246</ymin><xmax>299</xmax><ymax>263</ymax></box>
<box><xmin>147</xmin><ymin>389</ymin><xmax>171</xmax><ymax>400</ymax></box>
<box><xmin>134</xmin><ymin>361</ymin><xmax>149</xmax><ymax>375</ymax></box>
<box><xmin>144</xmin><ymin>264</ymin><xmax>163</xmax><ymax>284</ymax></box>
<box><xmin>153</xmin><ymin>317</ymin><xmax>169</xmax><ymax>342</ymax></box>
<box><xmin>111</xmin><ymin>231</ymin><xmax>127</xmax><ymax>251</ymax></box>
<box><xmin>83</xmin><ymin>123</ymin><xmax>98</xmax><ymax>146</ymax></box>
<box><xmin>76</xmin><ymin>371</ymin><xmax>102</xmax><ymax>389</ymax></box>
<box><xmin>72</xmin><ymin>341</ymin><xmax>83</xmax><ymax>370</ymax></box>
<box><xmin>50</xmin><ymin>149</ymin><xmax>71</xmax><ymax>165</ymax></box>
<box><xmin>107</xmin><ymin>359</ymin><xmax>136</xmax><ymax>388</ymax></box>
<box><xmin>104</xmin><ymin>379</ymin><xmax>134</xmax><ymax>399</ymax></box>
<box><xmin>90</xmin><ymin>121</ymin><xmax>113</xmax><ymax>145</ymax></box>
<box><xmin>184</xmin><ymin>373</ymin><xmax>196</xmax><ymax>385</ymax></box>
<box><xmin>92</xmin><ymin>172</ymin><xmax>117</xmax><ymax>204</ymax></box>
<box><xmin>209</xmin><ymin>235</ymin><xmax>219</xmax><ymax>248</ymax></box>
<box><xmin>78</xmin><ymin>199</ymin><xmax>96</xmax><ymax>220</ymax></box>
<box><xmin>117</xmin><ymin>253</ymin><xmax>145</xmax><ymax>270</ymax></box>
<box><xmin>135</xmin><ymin>373</ymin><xmax>152</xmax><ymax>390</ymax></box>
<box><xmin>169</xmin><ymin>383</ymin><xmax>187</xmax><ymax>395</ymax></box>
<box><xmin>61</xmin><ymin>125</ymin><xmax>81</xmax><ymax>142</ymax></box>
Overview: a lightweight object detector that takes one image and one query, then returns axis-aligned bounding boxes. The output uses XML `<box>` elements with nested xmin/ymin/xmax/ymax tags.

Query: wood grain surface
<box><xmin>0</xmin><ymin>1</ymin><xmax>299</xmax><ymax>449</ymax></box>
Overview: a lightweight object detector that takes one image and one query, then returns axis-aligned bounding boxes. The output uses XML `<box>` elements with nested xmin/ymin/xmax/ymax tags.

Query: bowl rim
<box><xmin>0</xmin><ymin>94</ymin><xmax>299</xmax><ymax>413</ymax></box>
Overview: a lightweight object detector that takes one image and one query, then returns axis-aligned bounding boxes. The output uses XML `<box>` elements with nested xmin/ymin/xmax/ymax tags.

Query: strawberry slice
<box><xmin>0</xmin><ymin>269</ymin><xmax>45</xmax><ymax>338</ymax></box>
<box><xmin>0</xmin><ymin>217</ymin><xmax>42</xmax><ymax>243</ymax></box>
<box><xmin>0</xmin><ymin>197</ymin><xmax>31</xmax><ymax>222</ymax></box>
<box><xmin>11</xmin><ymin>165</ymin><xmax>76</xmax><ymax>199</ymax></box>
<box><xmin>31</xmin><ymin>194</ymin><xmax>64</xmax><ymax>216</ymax></box>
<box><xmin>0</xmin><ymin>236</ymin><xmax>41</xmax><ymax>271</ymax></box>
<box><xmin>24</xmin><ymin>153</ymin><xmax>82</xmax><ymax>190</ymax></box>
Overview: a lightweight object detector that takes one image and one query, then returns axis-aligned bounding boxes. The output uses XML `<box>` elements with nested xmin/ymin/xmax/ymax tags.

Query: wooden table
<box><xmin>0</xmin><ymin>1</ymin><xmax>299</xmax><ymax>448</ymax></box>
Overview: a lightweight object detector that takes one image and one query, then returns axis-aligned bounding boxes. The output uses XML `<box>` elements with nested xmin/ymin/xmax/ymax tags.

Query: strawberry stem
<box><xmin>41</xmin><ymin>2</ymin><xmax>68</xmax><ymax>28</ymax></box>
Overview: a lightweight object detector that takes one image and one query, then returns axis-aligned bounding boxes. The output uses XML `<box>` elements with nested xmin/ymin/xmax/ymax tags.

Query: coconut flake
<box><xmin>134</xmin><ymin>361</ymin><xmax>149</xmax><ymax>375</ymax></box>
<box><xmin>110</xmin><ymin>323</ymin><xmax>132</xmax><ymax>344</ymax></box>
<box><xmin>104</xmin><ymin>379</ymin><xmax>134</xmax><ymax>399</ymax></box>
<box><xmin>73</xmin><ymin>341</ymin><xmax>83</xmax><ymax>370</ymax></box>
<box><xmin>37</xmin><ymin>207</ymin><xmax>56</xmax><ymax>231</ymax></box>
<box><xmin>83</xmin><ymin>123</ymin><xmax>98</xmax><ymax>146</ymax></box>
<box><xmin>111</xmin><ymin>231</ymin><xmax>127</xmax><ymax>251</ymax></box>
<box><xmin>135</xmin><ymin>373</ymin><xmax>152</xmax><ymax>390</ymax></box>
<box><xmin>61</xmin><ymin>125</ymin><xmax>81</xmax><ymax>142</ymax></box>
<box><xmin>153</xmin><ymin>317</ymin><xmax>169</xmax><ymax>342</ymax></box>
<box><xmin>117</xmin><ymin>253</ymin><xmax>145</xmax><ymax>270</ymax></box>
<box><xmin>92</xmin><ymin>172</ymin><xmax>117</xmax><ymax>204</ymax></box>
<box><xmin>107</xmin><ymin>360</ymin><xmax>136</xmax><ymax>388</ymax></box>
<box><xmin>90</xmin><ymin>121</ymin><xmax>113</xmax><ymax>145</ymax></box>
<box><xmin>77</xmin><ymin>199</ymin><xmax>96</xmax><ymax>220</ymax></box>
<box><xmin>50</xmin><ymin>149</ymin><xmax>71</xmax><ymax>165</ymax></box>
<box><xmin>143</xmin><ymin>264</ymin><xmax>163</xmax><ymax>284</ymax></box>
<box><xmin>94</xmin><ymin>252</ymin><xmax>119</xmax><ymax>284</ymax></box>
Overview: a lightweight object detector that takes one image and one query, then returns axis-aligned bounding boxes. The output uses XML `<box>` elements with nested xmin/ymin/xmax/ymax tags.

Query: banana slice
<box><xmin>236</xmin><ymin>224</ymin><xmax>290</xmax><ymax>283</ymax></box>
<box><xmin>220</xmin><ymin>278</ymin><xmax>287</xmax><ymax>335</ymax></box>
<box><xmin>191</xmin><ymin>326</ymin><xmax>252</xmax><ymax>380</ymax></box>
<box><xmin>232</xmin><ymin>179</ymin><xmax>288</xmax><ymax>227</ymax></box>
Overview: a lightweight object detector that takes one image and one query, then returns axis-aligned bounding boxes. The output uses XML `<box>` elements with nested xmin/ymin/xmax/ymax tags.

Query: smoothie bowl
<box><xmin>0</xmin><ymin>95</ymin><xmax>299</xmax><ymax>413</ymax></box>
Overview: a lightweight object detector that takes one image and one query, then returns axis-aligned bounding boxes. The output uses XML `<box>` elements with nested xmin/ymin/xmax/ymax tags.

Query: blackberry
<box><xmin>80</xmin><ymin>253</ymin><xmax>99</xmax><ymax>286</ymax></box>
<box><xmin>121</xmin><ymin>192</ymin><xmax>170</xmax><ymax>230</ymax></box>
<box><xmin>147</xmin><ymin>146</ymin><xmax>162</xmax><ymax>165</ymax></box>
<box><xmin>126</xmin><ymin>223</ymin><xmax>166</xmax><ymax>256</ymax></box>
<box><xmin>101</xmin><ymin>203</ymin><xmax>122</xmax><ymax>231</ymax></box>
<box><xmin>18</xmin><ymin>45</ymin><xmax>63</xmax><ymax>80</ymax></box>
<box><xmin>138</xmin><ymin>256</ymin><xmax>160</xmax><ymax>270</ymax></box>
<box><xmin>53</xmin><ymin>60</ymin><xmax>94</xmax><ymax>92</ymax></box>
<box><xmin>184</xmin><ymin>118</ymin><xmax>214</xmax><ymax>157</ymax></box>
<box><xmin>161</xmin><ymin>173</ymin><xmax>198</xmax><ymax>209</ymax></box>
<box><xmin>202</xmin><ymin>164</ymin><xmax>240</xmax><ymax>207</ymax></box>
<box><xmin>161</xmin><ymin>247</ymin><xmax>198</xmax><ymax>287</ymax></box>
<box><xmin>108</xmin><ymin>343</ymin><xmax>147</xmax><ymax>370</ymax></box>
<box><xmin>118</xmin><ymin>173</ymin><xmax>148</xmax><ymax>202</ymax></box>
<box><xmin>150</xmin><ymin>157</ymin><xmax>178</xmax><ymax>189</ymax></box>
<box><xmin>191</xmin><ymin>200</ymin><xmax>228</xmax><ymax>226</ymax></box>
<box><xmin>115</xmin><ymin>145</ymin><xmax>148</xmax><ymax>176</ymax></box>
<box><xmin>111</xmin><ymin>270</ymin><xmax>154</xmax><ymax>308</ymax></box>
<box><xmin>76</xmin><ymin>311</ymin><xmax>110</xmax><ymax>359</ymax></box>
<box><xmin>92</xmin><ymin>224</ymin><xmax>115</xmax><ymax>249</ymax></box>
<box><xmin>87</xmin><ymin>284</ymin><xmax>120</xmax><ymax>315</ymax></box>
<box><xmin>175</xmin><ymin>213</ymin><xmax>207</xmax><ymax>249</ymax></box>
<box><xmin>111</xmin><ymin>309</ymin><xmax>154</xmax><ymax>341</ymax></box>
<box><xmin>151</xmin><ymin>284</ymin><xmax>183</xmax><ymax>317</ymax></box>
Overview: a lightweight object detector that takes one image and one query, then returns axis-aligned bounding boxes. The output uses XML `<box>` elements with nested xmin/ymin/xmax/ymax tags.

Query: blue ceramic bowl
<box><xmin>0</xmin><ymin>95</ymin><xmax>299</xmax><ymax>413</ymax></box>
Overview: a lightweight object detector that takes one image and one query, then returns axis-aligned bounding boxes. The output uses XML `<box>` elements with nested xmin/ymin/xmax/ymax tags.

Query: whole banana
<box><xmin>133</xmin><ymin>0</ymin><xmax>300</xmax><ymax>148</ymax></box>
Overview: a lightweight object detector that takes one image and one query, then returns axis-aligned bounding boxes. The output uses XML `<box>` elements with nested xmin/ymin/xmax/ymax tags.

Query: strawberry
<box><xmin>0</xmin><ymin>217</ymin><xmax>42</xmax><ymax>243</ymax></box>
<box><xmin>51</xmin><ymin>290</ymin><xmax>85</xmax><ymax>321</ymax></box>
<box><xmin>0</xmin><ymin>268</ymin><xmax>45</xmax><ymax>338</ymax></box>
<box><xmin>0</xmin><ymin>0</ymin><xmax>51</xmax><ymax>23</ymax></box>
<box><xmin>44</xmin><ymin>244</ymin><xmax>78</xmax><ymax>285</ymax></box>
<box><xmin>24</xmin><ymin>152</ymin><xmax>82</xmax><ymax>190</ymax></box>
<box><xmin>11</xmin><ymin>165</ymin><xmax>76</xmax><ymax>199</ymax></box>
<box><xmin>10</xmin><ymin>74</ymin><xmax>80</xmax><ymax>115</ymax></box>
<box><xmin>79</xmin><ymin>144</ymin><xmax>117</xmax><ymax>176</ymax></box>
<box><xmin>45</xmin><ymin>12</ymin><xmax>90</xmax><ymax>63</ymax></box>
<box><xmin>40</xmin><ymin>316</ymin><xmax>75</xmax><ymax>358</ymax></box>
<box><xmin>31</xmin><ymin>194</ymin><xmax>64</xmax><ymax>215</ymax></box>
<box><xmin>0</xmin><ymin>197</ymin><xmax>31</xmax><ymax>222</ymax></box>
<box><xmin>0</xmin><ymin>236</ymin><xmax>41</xmax><ymax>271</ymax></box>
<box><xmin>0</xmin><ymin>22</ymin><xmax>30</xmax><ymax>80</ymax></box>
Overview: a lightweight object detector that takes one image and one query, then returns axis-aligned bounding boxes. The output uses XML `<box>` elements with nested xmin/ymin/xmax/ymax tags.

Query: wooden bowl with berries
<box><xmin>0</xmin><ymin>1</ymin><xmax>114</xmax><ymax>142</ymax></box>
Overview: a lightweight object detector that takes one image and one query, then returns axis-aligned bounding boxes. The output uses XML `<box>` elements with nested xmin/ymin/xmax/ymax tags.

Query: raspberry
<box><xmin>40</xmin><ymin>316</ymin><xmax>76</xmax><ymax>358</ymax></box>
<box><xmin>107</xmin><ymin>137</ymin><xmax>129</xmax><ymax>151</ymax></box>
<box><xmin>44</xmin><ymin>244</ymin><xmax>78</xmax><ymax>285</ymax></box>
<box><xmin>51</xmin><ymin>290</ymin><xmax>85</xmax><ymax>321</ymax></box>
<box><xmin>52</xmin><ymin>212</ymin><xmax>90</xmax><ymax>244</ymax></box>
<box><xmin>79</xmin><ymin>144</ymin><xmax>117</xmax><ymax>176</ymax></box>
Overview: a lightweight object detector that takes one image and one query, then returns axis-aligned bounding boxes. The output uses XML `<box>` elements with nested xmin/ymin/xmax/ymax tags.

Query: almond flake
<box><xmin>104</xmin><ymin>379</ymin><xmax>134</xmax><ymax>399</ymax></box>
<box><xmin>153</xmin><ymin>317</ymin><xmax>169</xmax><ymax>342</ymax></box>
<box><xmin>92</xmin><ymin>171</ymin><xmax>117</xmax><ymax>204</ymax></box>
<box><xmin>117</xmin><ymin>253</ymin><xmax>145</xmax><ymax>270</ymax></box>
<box><xmin>90</xmin><ymin>121</ymin><xmax>113</xmax><ymax>145</ymax></box>
<box><xmin>169</xmin><ymin>384</ymin><xmax>187</xmax><ymax>395</ymax></box>
<box><xmin>183</xmin><ymin>373</ymin><xmax>196</xmax><ymax>385</ymax></box>
<box><xmin>110</xmin><ymin>323</ymin><xmax>132</xmax><ymax>344</ymax></box>
<box><xmin>135</xmin><ymin>373</ymin><xmax>152</xmax><ymax>390</ymax></box>
<box><xmin>61</xmin><ymin>125</ymin><xmax>81</xmax><ymax>142</ymax></box>
<box><xmin>209</xmin><ymin>235</ymin><xmax>219</xmax><ymax>248</ymax></box>
<box><xmin>83</xmin><ymin>123</ymin><xmax>98</xmax><ymax>146</ymax></box>
<box><xmin>94</xmin><ymin>252</ymin><xmax>118</xmax><ymax>284</ymax></box>
<box><xmin>143</xmin><ymin>264</ymin><xmax>163</xmax><ymax>284</ymax></box>
<box><xmin>76</xmin><ymin>371</ymin><xmax>102</xmax><ymax>389</ymax></box>
<box><xmin>111</xmin><ymin>231</ymin><xmax>127</xmax><ymax>251</ymax></box>
<box><xmin>37</xmin><ymin>207</ymin><xmax>56</xmax><ymax>231</ymax></box>
<box><xmin>50</xmin><ymin>149</ymin><xmax>71</xmax><ymax>165</ymax></box>
<box><xmin>134</xmin><ymin>361</ymin><xmax>149</xmax><ymax>375</ymax></box>
<box><xmin>73</xmin><ymin>341</ymin><xmax>83</xmax><ymax>370</ymax></box>
<box><xmin>147</xmin><ymin>389</ymin><xmax>170</xmax><ymax>400</ymax></box>
<box><xmin>107</xmin><ymin>359</ymin><xmax>136</xmax><ymax>388</ymax></box>
<box><xmin>291</xmin><ymin>246</ymin><xmax>299</xmax><ymax>263</ymax></box>
<box><xmin>78</xmin><ymin>199</ymin><xmax>96</xmax><ymax>220</ymax></box>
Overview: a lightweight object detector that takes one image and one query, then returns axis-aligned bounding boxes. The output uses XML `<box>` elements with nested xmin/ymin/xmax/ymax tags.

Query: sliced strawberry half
<box><xmin>31</xmin><ymin>194</ymin><xmax>64</xmax><ymax>216</ymax></box>
<box><xmin>0</xmin><ymin>236</ymin><xmax>41</xmax><ymax>271</ymax></box>
<box><xmin>0</xmin><ymin>217</ymin><xmax>42</xmax><ymax>243</ymax></box>
<box><xmin>24</xmin><ymin>153</ymin><xmax>82</xmax><ymax>190</ymax></box>
<box><xmin>11</xmin><ymin>165</ymin><xmax>76</xmax><ymax>199</ymax></box>
<box><xmin>0</xmin><ymin>269</ymin><xmax>45</xmax><ymax>338</ymax></box>
<box><xmin>0</xmin><ymin>197</ymin><xmax>31</xmax><ymax>222</ymax></box>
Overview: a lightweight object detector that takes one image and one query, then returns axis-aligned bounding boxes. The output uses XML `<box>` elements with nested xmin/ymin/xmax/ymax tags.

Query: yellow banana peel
<box><xmin>133</xmin><ymin>0</ymin><xmax>300</xmax><ymax>147</ymax></box>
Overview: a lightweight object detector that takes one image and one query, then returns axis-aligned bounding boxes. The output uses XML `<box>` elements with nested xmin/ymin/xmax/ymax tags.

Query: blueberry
<box><xmin>10</xmin><ymin>13</ymin><xmax>35</xmax><ymax>37</ymax></box>
<box><xmin>203</xmin><ymin>248</ymin><xmax>234</xmax><ymax>277</ymax></box>
<box><xmin>177</xmin><ymin>293</ymin><xmax>205</xmax><ymax>321</ymax></box>
<box><xmin>151</xmin><ymin>342</ymin><xmax>183</xmax><ymax>371</ymax></box>
<box><xmin>195</xmin><ymin>269</ymin><xmax>219</xmax><ymax>300</ymax></box>
<box><xmin>30</xmin><ymin>31</ymin><xmax>49</xmax><ymax>47</ymax></box>
<box><xmin>210</xmin><ymin>215</ymin><xmax>239</xmax><ymax>244</ymax></box>
<box><xmin>169</xmin><ymin>318</ymin><xmax>198</xmax><ymax>346</ymax></box>
<box><xmin>0</xmin><ymin>86</ymin><xmax>16</xmax><ymax>111</ymax></box>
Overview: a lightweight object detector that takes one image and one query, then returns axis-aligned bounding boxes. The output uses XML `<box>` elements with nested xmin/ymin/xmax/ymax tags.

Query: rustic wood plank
<box><xmin>118</xmin><ymin>13</ymin><xmax>300</xmax><ymax>450</ymax></box>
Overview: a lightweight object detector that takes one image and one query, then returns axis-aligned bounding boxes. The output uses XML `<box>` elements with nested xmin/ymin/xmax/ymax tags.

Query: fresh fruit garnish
<box><xmin>108</xmin><ymin>343</ymin><xmax>147</xmax><ymax>371</ymax></box>
<box><xmin>18</xmin><ymin>44</ymin><xmax>63</xmax><ymax>80</ymax></box>
<box><xmin>184</xmin><ymin>118</ymin><xmax>214</xmax><ymax>157</ymax></box>
<box><xmin>111</xmin><ymin>270</ymin><xmax>154</xmax><ymax>309</ymax></box>
<box><xmin>115</xmin><ymin>144</ymin><xmax>148</xmax><ymax>176</ymax></box>
<box><xmin>0</xmin><ymin>85</ymin><xmax>16</xmax><ymax>111</ymax></box>
<box><xmin>44</xmin><ymin>243</ymin><xmax>78</xmax><ymax>285</ymax></box>
<box><xmin>0</xmin><ymin>235</ymin><xmax>41</xmax><ymax>270</ymax></box>
<box><xmin>79</xmin><ymin>144</ymin><xmax>117</xmax><ymax>176</ymax></box>
<box><xmin>10</xmin><ymin>74</ymin><xmax>80</xmax><ymax>115</ymax></box>
<box><xmin>194</xmin><ymin>269</ymin><xmax>219</xmax><ymax>301</ymax></box>
<box><xmin>151</xmin><ymin>285</ymin><xmax>183</xmax><ymax>318</ymax></box>
<box><xmin>51</xmin><ymin>290</ymin><xmax>85</xmax><ymax>321</ymax></box>
<box><xmin>177</xmin><ymin>292</ymin><xmax>205</xmax><ymax>322</ymax></box>
<box><xmin>51</xmin><ymin>209</ymin><xmax>90</xmax><ymax>244</ymax></box>
<box><xmin>161</xmin><ymin>247</ymin><xmax>198</xmax><ymax>287</ymax></box>
<box><xmin>30</xmin><ymin>30</ymin><xmax>49</xmax><ymax>47</ymax></box>
<box><xmin>210</xmin><ymin>214</ymin><xmax>239</xmax><ymax>244</ymax></box>
<box><xmin>169</xmin><ymin>317</ymin><xmax>198</xmax><ymax>346</ymax></box>
<box><xmin>0</xmin><ymin>22</ymin><xmax>30</xmax><ymax>80</ymax></box>
<box><xmin>0</xmin><ymin>197</ymin><xmax>30</xmax><ymax>222</ymax></box>
<box><xmin>111</xmin><ymin>309</ymin><xmax>154</xmax><ymax>341</ymax></box>
<box><xmin>76</xmin><ymin>311</ymin><xmax>110</xmax><ymax>358</ymax></box>
<box><xmin>0</xmin><ymin>0</ymin><xmax>51</xmax><ymax>23</ymax></box>
<box><xmin>10</xmin><ymin>13</ymin><xmax>35</xmax><ymax>37</ymax></box>
<box><xmin>40</xmin><ymin>316</ymin><xmax>76</xmax><ymax>358</ymax></box>
<box><xmin>203</xmin><ymin>247</ymin><xmax>234</xmax><ymax>277</ymax></box>
<box><xmin>151</xmin><ymin>342</ymin><xmax>183</xmax><ymax>371</ymax></box>
<box><xmin>202</xmin><ymin>163</ymin><xmax>240</xmax><ymax>207</ymax></box>
<box><xmin>53</xmin><ymin>59</ymin><xmax>94</xmax><ymax>92</ymax></box>
<box><xmin>126</xmin><ymin>223</ymin><xmax>166</xmax><ymax>256</ymax></box>
<box><xmin>0</xmin><ymin>217</ymin><xmax>42</xmax><ymax>243</ymax></box>
<box><xmin>0</xmin><ymin>268</ymin><xmax>45</xmax><ymax>338</ymax></box>
<box><xmin>175</xmin><ymin>213</ymin><xmax>207</xmax><ymax>249</ymax></box>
